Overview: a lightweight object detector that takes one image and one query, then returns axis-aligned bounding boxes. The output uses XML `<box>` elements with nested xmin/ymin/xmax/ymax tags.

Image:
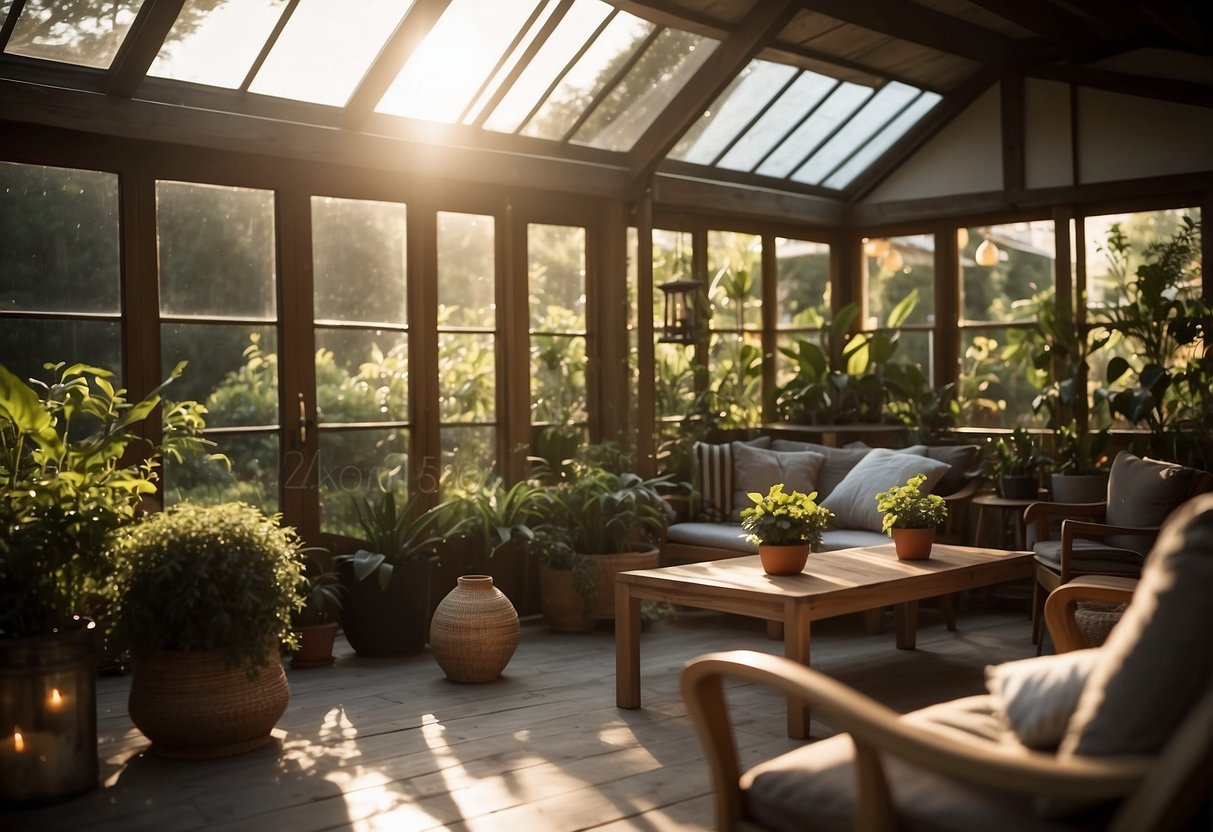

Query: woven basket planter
<box><xmin>588</xmin><ymin>549</ymin><xmax>659</xmax><ymax>619</ymax></box>
<box><xmin>1074</xmin><ymin>602</ymin><xmax>1127</xmax><ymax>648</ymax></box>
<box><xmin>128</xmin><ymin>649</ymin><xmax>289</xmax><ymax>759</ymax></box>
<box><xmin>540</xmin><ymin>567</ymin><xmax>594</xmax><ymax>633</ymax></box>
<box><xmin>429</xmin><ymin>576</ymin><xmax>519</xmax><ymax>683</ymax></box>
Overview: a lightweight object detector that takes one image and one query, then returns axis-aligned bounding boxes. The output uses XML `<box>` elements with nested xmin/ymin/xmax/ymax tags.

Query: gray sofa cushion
<box><xmin>820</xmin><ymin>449</ymin><xmax>951</xmax><ymax>533</ymax></box>
<box><xmin>1104</xmin><ymin>452</ymin><xmax>1202</xmax><ymax>554</ymax></box>
<box><xmin>743</xmin><ymin>695</ymin><xmax>1086</xmax><ymax>832</ymax></box>
<box><xmin>693</xmin><ymin>436</ymin><xmax>771</xmax><ymax>521</ymax></box>
<box><xmin>666</xmin><ymin>522</ymin><xmax>754</xmax><ymax>553</ymax></box>
<box><xmin>771</xmin><ymin>439</ymin><xmax>872</xmax><ymax>499</ymax></box>
<box><xmin>927</xmin><ymin>444</ymin><xmax>981</xmax><ymax>496</ymax></box>
<box><xmin>730</xmin><ymin>442</ymin><xmax>825</xmax><ymax>522</ymax></box>
<box><xmin>1031</xmin><ymin>539</ymin><xmax>1145</xmax><ymax>577</ymax></box>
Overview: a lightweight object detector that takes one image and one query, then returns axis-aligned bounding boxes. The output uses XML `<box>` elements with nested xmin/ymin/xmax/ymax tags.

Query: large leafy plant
<box><xmin>441</xmin><ymin>475</ymin><xmax>551</xmax><ymax>569</ymax></box>
<box><xmin>545</xmin><ymin>462</ymin><xmax>672</xmax><ymax>555</ymax></box>
<box><xmin>0</xmin><ymin>361</ymin><xmax>212</xmax><ymax>639</ymax></box>
<box><xmin>875</xmin><ymin>474</ymin><xmax>948</xmax><ymax>533</ymax></box>
<box><xmin>739</xmin><ymin>484</ymin><xmax>833</xmax><ymax>547</ymax></box>
<box><xmin>347</xmin><ymin>488</ymin><xmax>447</xmax><ymax>590</ymax></box>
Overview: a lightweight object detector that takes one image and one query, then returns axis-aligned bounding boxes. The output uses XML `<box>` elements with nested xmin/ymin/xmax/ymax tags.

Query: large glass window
<box><xmin>312</xmin><ymin>196</ymin><xmax>409</xmax><ymax>536</ymax></box>
<box><xmin>862</xmin><ymin>234</ymin><xmax>935</xmax><ymax>373</ymax></box>
<box><xmin>774</xmin><ymin>237</ymin><xmax>831</xmax><ymax>385</ymax></box>
<box><xmin>150</xmin><ymin>0</ymin><xmax>289</xmax><ymax>89</ymax></box>
<box><xmin>706</xmin><ymin>230</ymin><xmax>762</xmax><ymax>429</ymax></box>
<box><xmin>652</xmin><ymin>229</ymin><xmax>697</xmax><ymax>461</ymax></box>
<box><xmin>4</xmin><ymin>0</ymin><xmax>146</xmax><ymax>68</ymax></box>
<box><xmin>0</xmin><ymin>162</ymin><xmax>122</xmax><ymax>385</ymax></box>
<box><xmin>157</xmin><ymin>181</ymin><xmax>280</xmax><ymax>510</ymax></box>
<box><xmin>437</xmin><ymin>212</ymin><xmax>497</xmax><ymax>493</ymax></box>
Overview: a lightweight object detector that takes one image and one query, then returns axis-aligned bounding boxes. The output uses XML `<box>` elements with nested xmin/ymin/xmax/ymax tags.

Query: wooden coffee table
<box><xmin>615</xmin><ymin>543</ymin><xmax>1033</xmax><ymax>738</ymax></box>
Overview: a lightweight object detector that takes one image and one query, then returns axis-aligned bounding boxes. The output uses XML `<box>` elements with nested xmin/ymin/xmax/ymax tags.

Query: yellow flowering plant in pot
<box><xmin>875</xmin><ymin>473</ymin><xmax>948</xmax><ymax>560</ymax></box>
<box><xmin>739</xmin><ymin>484</ymin><xmax>834</xmax><ymax>575</ymax></box>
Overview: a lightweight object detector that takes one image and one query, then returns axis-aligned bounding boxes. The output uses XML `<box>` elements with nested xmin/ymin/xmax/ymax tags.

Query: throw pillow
<box><xmin>820</xmin><ymin>449</ymin><xmax>950</xmax><ymax>532</ymax></box>
<box><xmin>985</xmin><ymin>649</ymin><xmax>1101</xmax><ymax>749</ymax></box>
<box><xmin>771</xmin><ymin>439</ymin><xmax>872</xmax><ymax>499</ymax></box>
<box><xmin>1104</xmin><ymin>452</ymin><xmax>1201</xmax><ymax>554</ymax></box>
<box><xmin>926</xmin><ymin>444</ymin><xmax>981</xmax><ymax>496</ymax></box>
<box><xmin>694</xmin><ymin>437</ymin><xmax>772</xmax><ymax>522</ymax></box>
<box><xmin>1061</xmin><ymin>493</ymin><xmax>1213</xmax><ymax>757</ymax></box>
<box><xmin>730</xmin><ymin>442</ymin><xmax>826</xmax><ymax>522</ymax></box>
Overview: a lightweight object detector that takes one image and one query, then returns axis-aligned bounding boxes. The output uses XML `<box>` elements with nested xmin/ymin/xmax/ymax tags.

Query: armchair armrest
<box><xmin>1057</xmin><ymin>520</ymin><xmax>1157</xmax><ymax>581</ymax></box>
<box><xmin>1044</xmin><ymin>576</ymin><xmax>1138</xmax><ymax>653</ymax></box>
<box><xmin>1024</xmin><ymin>500</ymin><xmax>1106</xmax><ymax>542</ymax></box>
<box><xmin>682</xmin><ymin>650</ymin><xmax>1149</xmax><ymax>831</ymax></box>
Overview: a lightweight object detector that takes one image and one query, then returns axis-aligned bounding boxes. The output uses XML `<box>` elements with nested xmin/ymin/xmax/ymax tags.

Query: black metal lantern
<box><xmin>657</xmin><ymin>277</ymin><xmax>701</xmax><ymax>344</ymax></box>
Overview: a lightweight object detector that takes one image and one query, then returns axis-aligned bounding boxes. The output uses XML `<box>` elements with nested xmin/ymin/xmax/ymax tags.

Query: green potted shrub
<box><xmin>290</xmin><ymin>557</ymin><xmax>345</xmax><ymax>669</ymax></box>
<box><xmin>974</xmin><ymin>427</ymin><xmax>1052</xmax><ymax>500</ymax></box>
<box><xmin>0</xmin><ymin>361</ymin><xmax>211</xmax><ymax>800</ymax></box>
<box><xmin>339</xmin><ymin>488</ymin><xmax>446</xmax><ymax>656</ymax></box>
<box><xmin>1049</xmin><ymin>424</ymin><xmax>1111</xmax><ymax>503</ymax></box>
<box><xmin>540</xmin><ymin>462</ymin><xmax>672</xmax><ymax>629</ymax></box>
<box><xmin>105</xmin><ymin>502</ymin><xmax>306</xmax><ymax>759</ymax></box>
<box><xmin>739</xmin><ymin>484</ymin><xmax>834</xmax><ymax>575</ymax></box>
<box><xmin>875</xmin><ymin>474</ymin><xmax>949</xmax><ymax>560</ymax></box>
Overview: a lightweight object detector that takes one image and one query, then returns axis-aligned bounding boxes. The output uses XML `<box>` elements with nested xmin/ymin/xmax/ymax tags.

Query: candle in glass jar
<box><xmin>47</xmin><ymin>688</ymin><xmax>65</xmax><ymax>712</ymax></box>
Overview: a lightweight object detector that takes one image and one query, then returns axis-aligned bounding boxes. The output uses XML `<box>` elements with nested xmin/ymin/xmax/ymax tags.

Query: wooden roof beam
<box><xmin>1029</xmin><ymin>64</ymin><xmax>1213</xmax><ymax>110</ymax></box>
<box><xmin>107</xmin><ymin>0</ymin><xmax>187</xmax><ymax>98</ymax></box>
<box><xmin>963</xmin><ymin>0</ymin><xmax>1092</xmax><ymax>47</ymax></box>
<box><xmin>625</xmin><ymin>0</ymin><xmax>798</xmax><ymax>185</ymax></box>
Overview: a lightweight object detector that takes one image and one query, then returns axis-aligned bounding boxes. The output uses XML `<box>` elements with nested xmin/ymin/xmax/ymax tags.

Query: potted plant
<box><xmin>338</xmin><ymin>487</ymin><xmax>446</xmax><ymax>656</ymax></box>
<box><xmin>105</xmin><ymin>502</ymin><xmax>306</xmax><ymax>759</ymax></box>
<box><xmin>739</xmin><ymin>483</ymin><xmax>834</xmax><ymax>575</ymax></box>
<box><xmin>0</xmin><ymin>361</ymin><xmax>211</xmax><ymax>801</ymax></box>
<box><xmin>974</xmin><ymin>427</ymin><xmax>1052</xmax><ymax>500</ymax></box>
<box><xmin>1049</xmin><ymin>424</ymin><xmax>1111</xmax><ymax>503</ymax></box>
<box><xmin>540</xmin><ymin>462</ymin><xmax>672</xmax><ymax>628</ymax></box>
<box><xmin>290</xmin><ymin>556</ymin><xmax>345</xmax><ymax>669</ymax></box>
<box><xmin>875</xmin><ymin>474</ymin><xmax>949</xmax><ymax>560</ymax></box>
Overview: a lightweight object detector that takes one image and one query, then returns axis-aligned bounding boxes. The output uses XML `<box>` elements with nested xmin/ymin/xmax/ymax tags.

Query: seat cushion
<box><xmin>820</xmin><ymin>449</ymin><xmax>951</xmax><ymax>533</ymax></box>
<box><xmin>985</xmin><ymin>650</ymin><xmax>1101</xmax><ymax>749</ymax></box>
<box><xmin>729</xmin><ymin>442</ymin><xmax>826</xmax><ymax>522</ymax></box>
<box><xmin>742</xmin><ymin>695</ymin><xmax>1090</xmax><ymax>832</ymax></box>
<box><xmin>1033</xmin><ymin>540</ymin><xmax>1145</xmax><ymax>577</ymax></box>
<box><xmin>1104</xmin><ymin>452</ymin><xmax>1201</xmax><ymax>554</ymax></box>
<box><xmin>1062</xmin><ymin>493</ymin><xmax>1213</xmax><ymax>757</ymax></box>
<box><xmin>665</xmin><ymin>522</ymin><xmax>754</xmax><ymax>553</ymax></box>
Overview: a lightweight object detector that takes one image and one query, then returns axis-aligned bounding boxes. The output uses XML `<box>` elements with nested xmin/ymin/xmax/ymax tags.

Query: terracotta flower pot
<box><xmin>892</xmin><ymin>527</ymin><xmax>935</xmax><ymax>560</ymax></box>
<box><xmin>291</xmin><ymin>622</ymin><xmax>338</xmax><ymax>669</ymax></box>
<box><xmin>758</xmin><ymin>543</ymin><xmax>810</xmax><ymax>575</ymax></box>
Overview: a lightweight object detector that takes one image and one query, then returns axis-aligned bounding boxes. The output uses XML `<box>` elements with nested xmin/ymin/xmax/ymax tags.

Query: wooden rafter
<box><xmin>107</xmin><ymin>0</ymin><xmax>187</xmax><ymax>98</ymax></box>
<box><xmin>343</xmin><ymin>0</ymin><xmax>453</xmax><ymax>122</ymax></box>
<box><xmin>1029</xmin><ymin>64</ymin><xmax>1213</xmax><ymax>110</ymax></box>
<box><xmin>963</xmin><ymin>0</ymin><xmax>1091</xmax><ymax>47</ymax></box>
<box><xmin>625</xmin><ymin>0</ymin><xmax>799</xmax><ymax>183</ymax></box>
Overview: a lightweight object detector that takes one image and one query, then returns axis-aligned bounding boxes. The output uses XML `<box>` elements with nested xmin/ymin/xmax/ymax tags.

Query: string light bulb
<box><xmin>975</xmin><ymin>237</ymin><xmax>1000</xmax><ymax>266</ymax></box>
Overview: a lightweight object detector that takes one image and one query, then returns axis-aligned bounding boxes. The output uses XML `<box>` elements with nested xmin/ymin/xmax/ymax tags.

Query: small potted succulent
<box><xmin>739</xmin><ymin>484</ymin><xmax>834</xmax><ymax>575</ymax></box>
<box><xmin>875</xmin><ymin>474</ymin><xmax>949</xmax><ymax>560</ymax></box>
<box><xmin>290</xmin><ymin>557</ymin><xmax>345</xmax><ymax>669</ymax></box>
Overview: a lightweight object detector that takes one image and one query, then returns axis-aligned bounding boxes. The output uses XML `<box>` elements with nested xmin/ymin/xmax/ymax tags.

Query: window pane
<box><xmin>5</xmin><ymin>0</ymin><xmax>146</xmax><ymax>69</ymax></box>
<box><xmin>793</xmin><ymin>82</ymin><xmax>919</xmax><ymax>186</ymax></box>
<box><xmin>670</xmin><ymin>60</ymin><xmax>798</xmax><ymax>165</ymax></box>
<box><xmin>960</xmin><ymin>222</ymin><xmax>1055</xmax><ymax>323</ymax></box>
<box><xmin>156</xmin><ymin>181</ymin><xmax>276</xmax><ymax>319</ymax></box>
<box><xmin>438</xmin><ymin>333</ymin><xmax>495</xmax><ymax>423</ymax></box>
<box><xmin>651</xmin><ymin>228</ymin><xmax>688</xmax><ymax>327</ymax></box>
<box><xmin>164</xmin><ymin>432</ymin><xmax>280</xmax><ymax>512</ymax></box>
<box><xmin>315</xmin><ymin>329</ymin><xmax>408</xmax><ymax>423</ymax></box>
<box><xmin>318</xmin><ymin>427</ymin><xmax>407</xmax><ymax>536</ymax></box>
<box><xmin>532</xmin><ymin>334</ymin><xmax>587</xmax><ymax>424</ymax></box>
<box><xmin>483</xmin><ymin>0</ymin><xmax>612</xmax><ymax>133</ymax></box>
<box><xmin>707</xmin><ymin>231</ymin><xmax>761</xmax><ymax>330</ymax></box>
<box><xmin>863</xmin><ymin>235</ymin><xmax>934</xmax><ymax>327</ymax></box>
<box><xmin>719</xmin><ymin>72</ymin><xmax>838</xmax><ymax>173</ymax></box>
<box><xmin>149</xmin><ymin>0</ymin><xmax>288</xmax><ymax>88</ymax></box>
<box><xmin>572</xmin><ymin>28</ymin><xmax>717</xmax><ymax>151</ymax></box>
<box><xmin>776</xmin><ymin>237</ymin><xmax>830</xmax><ymax>328</ymax></box>
<box><xmin>1085</xmin><ymin>209</ymin><xmax>1198</xmax><ymax>309</ymax></box>
<box><xmin>709</xmin><ymin>332</ymin><xmax>762</xmax><ymax>429</ymax></box>
<box><xmin>440</xmin><ymin>426</ymin><xmax>496</xmax><ymax>497</ymax></box>
<box><xmin>379</xmin><ymin>0</ymin><xmax>549</xmax><ymax>123</ymax></box>
<box><xmin>824</xmin><ymin>92</ymin><xmax>941</xmax><ymax>190</ymax></box>
<box><xmin>756</xmin><ymin>82</ymin><xmax>870</xmax><ymax>178</ymax></box>
<box><xmin>0</xmin><ymin>162</ymin><xmax>120</xmax><ymax>313</ymax></box>
<box><xmin>0</xmin><ymin>319</ymin><xmax>120</xmax><ymax>387</ymax></box>
<box><xmin>523</xmin><ymin>10</ymin><xmax>654</xmax><ymax>139</ymax></box>
<box><xmin>312</xmin><ymin>196</ymin><xmax>407</xmax><ymax>324</ymax></box>
<box><xmin>959</xmin><ymin>329</ymin><xmax>1043</xmax><ymax>429</ymax></box>
<box><xmin>655</xmin><ymin>342</ymin><xmax>695</xmax><ymax>422</ymax></box>
<box><xmin>438</xmin><ymin>212</ymin><xmax>495</xmax><ymax>328</ymax></box>
<box><xmin>248</xmin><ymin>0</ymin><xmax>413</xmax><ymax>106</ymax></box>
<box><xmin>529</xmin><ymin>224</ymin><xmax>585</xmax><ymax>331</ymax></box>
<box><xmin>161</xmin><ymin>325</ymin><xmax>278</xmax><ymax>427</ymax></box>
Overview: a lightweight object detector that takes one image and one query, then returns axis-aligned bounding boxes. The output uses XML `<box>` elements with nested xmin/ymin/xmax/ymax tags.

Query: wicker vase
<box><xmin>429</xmin><ymin>576</ymin><xmax>520</xmax><ymax>683</ymax></box>
<box><xmin>128</xmin><ymin>649</ymin><xmax>289</xmax><ymax>759</ymax></box>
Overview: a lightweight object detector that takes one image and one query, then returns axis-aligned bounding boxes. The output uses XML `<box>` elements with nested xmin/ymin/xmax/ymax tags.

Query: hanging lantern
<box><xmin>657</xmin><ymin>278</ymin><xmax>702</xmax><ymax>344</ymax></box>
<box><xmin>975</xmin><ymin>237</ymin><xmax>1001</xmax><ymax>266</ymax></box>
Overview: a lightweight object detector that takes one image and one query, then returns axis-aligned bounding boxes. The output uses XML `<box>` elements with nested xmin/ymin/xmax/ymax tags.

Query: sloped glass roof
<box><xmin>0</xmin><ymin>0</ymin><xmax>943</xmax><ymax>194</ymax></box>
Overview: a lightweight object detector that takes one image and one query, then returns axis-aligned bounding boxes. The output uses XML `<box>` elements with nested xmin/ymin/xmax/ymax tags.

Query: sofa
<box><xmin>662</xmin><ymin>437</ymin><xmax>981</xmax><ymax>565</ymax></box>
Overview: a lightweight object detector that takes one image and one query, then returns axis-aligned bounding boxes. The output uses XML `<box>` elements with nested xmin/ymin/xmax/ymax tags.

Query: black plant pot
<box><xmin>337</xmin><ymin>557</ymin><xmax>431</xmax><ymax>657</ymax></box>
<box><xmin>997</xmin><ymin>475</ymin><xmax>1039</xmax><ymax>500</ymax></box>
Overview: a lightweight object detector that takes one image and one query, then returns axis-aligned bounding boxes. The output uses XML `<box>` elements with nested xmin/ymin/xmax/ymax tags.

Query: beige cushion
<box><xmin>771</xmin><ymin>439</ymin><xmax>871</xmax><ymax>498</ymax></box>
<box><xmin>1104</xmin><ymin>452</ymin><xmax>1201</xmax><ymax>554</ymax></box>
<box><xmin>820</xmin><ymin>449</ymin><xmax>950</xmax><ymax>533</ymax></box>
<box><xmin>729</xmin><ymin>442</ymin><xmax>825</xmax><ymax>522</ymax></box>
<box><xmin>1062</xmin><ymin>493</ymin><xmax>1213</xmax><ymax>757</ymax></box>
<box><xmin>985</xmin><ymin>650</ymin><xmax>1101</xmax><ymax>749</ymax></box>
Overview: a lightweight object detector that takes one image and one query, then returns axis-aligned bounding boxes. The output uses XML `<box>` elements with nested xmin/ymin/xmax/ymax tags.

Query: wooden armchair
<box><xmin>682</xmin><ymin>494</ymin><xmax>1213</xmax><ymax>832</ymax></box>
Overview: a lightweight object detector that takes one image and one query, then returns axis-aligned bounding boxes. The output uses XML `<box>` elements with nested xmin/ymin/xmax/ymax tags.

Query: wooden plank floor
<box><xmin>2</xmin><ymin>599</ymin><xmax>1036</xmax><ymax>831</ymax></box>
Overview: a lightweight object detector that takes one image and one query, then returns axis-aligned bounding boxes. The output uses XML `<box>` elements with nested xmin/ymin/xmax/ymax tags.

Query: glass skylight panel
<box><xmin>670</xmin><ymin>60</ymin><xmax>797</xmax><ymax>165</ymax></box>
<box><xmin>483</xmin><ymin>0</ymin><xmax>612</xmax><ymax>134</ymax></box>
<box><xmin>248</xmin><ymin>0</ymin><xmax>414</xmax><ymax>107</ymax></box>
<box><xmin>793</xmin><ymin>81</ymin><xmax>919</xmax><ymax>186</ymax></box>
<box><xmin>462</xmin><ymin>0</ymin><xmax>561</xmax><ymax>125</ymax></box>
<box><xmin>522</xmin><ymin>10</ymin><xmax>654</xmax><ymax>140</ymax></box>
<box><xmin>5</xmin><ymin>0</ymin><xmax>146</xmax><ymax>69</ymax></box>
<box><xmin>823</xmin><ymin>91</ymin><xmax>940</xmax><ymax>189</ymax></box>
<box><xmin>377</xmin><ymin>0</ymin><xmax>542</xmax><ymax>124</ymax></box>
<box><xmin>149</xmin><ymin>0</ymin><xmax>289</xmax><ymax>89</ymax></box>
<box><xmin>717</xmin><ymin>71</ymin><xmax>837</xmax><ymax>173</ymax></box>
<box><xmin>572</xmin><ymin>28</ymin><xmax>717</xmax><ymax>152</ymax></box>
<box><xmin>755</xmin><ymin>81</ymin><xmax>870</xmax><ymax>178</ymax></box>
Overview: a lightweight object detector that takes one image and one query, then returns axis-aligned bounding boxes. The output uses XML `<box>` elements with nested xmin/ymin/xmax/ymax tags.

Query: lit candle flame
<box><xmin>13</xmin><ymin>730</ymin><xmax>24</xmax><ymax>753</ymax></box>
<box><xmin>50</xmin><ymin>688</ymin><xmax>63</xmax><ymax>707</ymax></box>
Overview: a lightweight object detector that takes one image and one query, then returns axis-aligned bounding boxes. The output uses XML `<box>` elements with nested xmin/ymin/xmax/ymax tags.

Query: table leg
<box><xmin>783</xmin><ymin>600</ymin><xmax>812</xmax><ymax>739</ymax></box>
<box><xmin>894</xmin><ymin>601</ymin><xmax>918</xmax><ymax>650</ymax></box>
<box><xmin>974</xmin><ymin>505</ymin><xmax>989</xmax><ymax>548</ymax></box>
<box><xmin>615</xmin><ymin>581</ymin><xmax>642</xmax><ymax>709</ymax></box>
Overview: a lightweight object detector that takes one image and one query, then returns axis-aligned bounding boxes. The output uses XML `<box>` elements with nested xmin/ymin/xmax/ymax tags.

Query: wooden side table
<box><xmin>972</xmin><ymin>493</ymin><xmax>1037</xmax><ymax>550</ymax></box>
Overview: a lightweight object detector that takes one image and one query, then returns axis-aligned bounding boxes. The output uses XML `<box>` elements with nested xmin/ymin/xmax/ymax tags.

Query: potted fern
<box><xmin>875</xmin><ymin>474</ymin><xmax>949</xmax><ymax>560</ymax></box>
<box><xmin>739</xmin><ymin>484</ymin><xmax>834</xmax><ymax>575</ymax></box>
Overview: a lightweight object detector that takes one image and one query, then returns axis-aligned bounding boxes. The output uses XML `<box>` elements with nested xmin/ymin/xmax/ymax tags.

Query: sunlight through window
<box><xmin>5</xmin><ymin>0</ymin><xmax>146</xmax><ymax>69</ymax></box>
<box><xmin>150</xmin><ymin>0</ymin><xmax>289</xmax><ymax>89</ymax></box>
